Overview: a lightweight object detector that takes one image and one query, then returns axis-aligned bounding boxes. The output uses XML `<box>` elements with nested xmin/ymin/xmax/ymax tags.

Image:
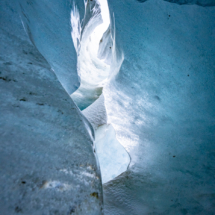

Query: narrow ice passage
<box><xmin>70</xmin><ymin>0</ymin><xmax>130</xmax><ymax>184</ymax></box>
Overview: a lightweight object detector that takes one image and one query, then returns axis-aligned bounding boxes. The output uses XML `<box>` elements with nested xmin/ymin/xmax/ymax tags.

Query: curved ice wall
<box><xmin>103</xmin><ymin>0</ymin><xmax>215</xmax><ymax>214</ymax></box>
<box><xmin>19</xmin><ymin>0</ymin><xmax>129</xmax><ymax>190</ymax></box>
<box><xmin>18</xmin><ymin>0</ymin><xmax>86</xmax><ymax>94</ymax></box>
<box><xmin>1</xmin><ymin>0</ymin><xmax>215</xmax><ymax>214</ymax></box>
<box><xmin>0</xmin><ymin>0</ymin><xmax>103</xmax><ymax>214</ymax></box>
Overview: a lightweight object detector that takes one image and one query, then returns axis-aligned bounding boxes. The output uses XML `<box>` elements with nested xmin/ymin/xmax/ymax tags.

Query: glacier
<box><xmin>0</xmin><ymin>0</ymin><xmax>215</xmax><ymax>214</ymax></box>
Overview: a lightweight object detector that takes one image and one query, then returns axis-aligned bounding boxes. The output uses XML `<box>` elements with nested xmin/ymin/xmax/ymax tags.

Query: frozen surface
<box><xmin>137</xmin><ymin>0</ymin><xmax>215</xmax><ymax>6</ymax></box>
<box><xmin>71</xmin><ymin>0</ymin><xmax>130</xmax><ymax>183</ymax></box>
<box><xmin>1</xmin><ymin>0</ymin><xmax>215</xmax><ymax>214</ymax></box>
<box><xmin>83</xmin><ymin>94</ymin><xmax>107</xmax><ymax>130</ymax></box>
<box><xmin>103</xmin><ymin>0</ymin><xmax>215</xmax><ymax>214</ymax></box>
<box><xmin>97</xmin><ymin>26</ymin><xmax>113</xmax><ymax>65</ymax></box>
<box><xmin>83</xmin><ymin>95</ymin><xmax>130</xmax><ymax>184</ymax></box>
<box><xmin>72</xmin><ymin>84</ymin><xmax>103</xmax><ymax>111</ymax></box>
<box><xmin>0</xmin><ymin>0</ymin><xmax>103</xmax><ymax>214</ymax></box>
<box><xmin>18</xmin><ymin>0</ymin><xmax>84</xmax><ymax>94</ymax></box>
<box><xmin>163</xmin><ymin>0</ymin><xmax>215</xmax><ymax>6</ymax></box>
<box><xmin>95</xmin><ymin>124</ymin><xmax>130</xmax><ymax>184</ymax></box>
<box><xmin>71</xmin><ymin>0</ymin><xmax>111</xmax><ymax>110</ymax></box>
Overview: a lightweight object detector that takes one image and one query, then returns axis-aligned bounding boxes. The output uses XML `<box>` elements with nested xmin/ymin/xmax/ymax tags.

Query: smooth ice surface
<box><xmin>95</xmin><ymin>124</ymin><xmax>130</xmax><ymax>184</ymax></box>
<box><xmin>83</xmin><ymin>94</ymin><xmax>107</xmax><ymax>130</ymax></box>
<box><xmin>102</xmin><ymin>0</ymin><xmax>215</xmax><ymax>214</ymax></box>
<box><xmin>83</xmin><ymin>95</ymin><xmax>130</xmax><ymax>184</ymax></box>
<box><xmin>0</xmin><ymin>0</ymin><xmax>103</xmax><ymax>214</ymax></box>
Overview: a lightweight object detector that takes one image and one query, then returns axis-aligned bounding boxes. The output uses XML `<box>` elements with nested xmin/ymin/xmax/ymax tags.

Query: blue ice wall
<box><xmin>0</xmin><ymin>0</ymin><xmax>103</xmax><ymax>214</ymax></box>
<box><xmin>103</xmin><ymin>0</ymin><xmax>215</xmax><ymax>214</ymax></box>
<box><xmin>1</xmin><ymin>0</ymin><xmax>215</xmax><ymax>213</ymax></box>
<box><xmin>18</xmin><ymin>0</ymin><xmax>86</xmax><ymax>94</ymax></box>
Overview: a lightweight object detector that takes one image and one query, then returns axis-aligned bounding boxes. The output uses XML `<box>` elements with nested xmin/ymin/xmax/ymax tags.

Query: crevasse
<box><xmin>70</xmin><ymin>0</ymin><xmax>130</xmax><ymax>184</ymax></box>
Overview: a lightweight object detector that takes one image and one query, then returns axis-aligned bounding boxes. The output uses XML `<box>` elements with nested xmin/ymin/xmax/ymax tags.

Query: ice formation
<box><xmin>103</xmin><ymin>0</ymin><xmax>215</xmax><ymax>214</ymax></box>
<box><xmin>137</xmin><ymin>0</ymin><xmax>215</xmax><ymax>6</ymax></box>
<box><xmin>70</xmin><ymin>0</ymin><xmax>130</xmax><ymax>183</ymax></box>
<box><xmin>0</xmin><ymin>0</ymin><xmax>215</xmax><ymax>214</ymax></box>
<box><xmin>0</xmin><ymin>0</ymin><xmax>102</xmax><ymax>214</ymax></box>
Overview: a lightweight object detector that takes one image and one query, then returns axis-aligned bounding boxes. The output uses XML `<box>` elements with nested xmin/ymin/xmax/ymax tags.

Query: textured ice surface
<box><xmin>0</xmin><ymin>0</ymin><xmax>103</xmax><ymax>214</ymax></box>
<box><xmin>83</xmin><ymin>95</ymin><xmax>130</xmax><ymax>184</ymax></box>
<box><xmin>71</xmin><ymin>0</ymin><xmax>111</xmax><ymax>110</ymax></box>
<box><xmin>72</xmin><ymin>84</ymin><xmax>103</xmax><ymax>111</ymax></box>
<box><xmin>18</xmin><ymin>0</ymin><xmax>83</xmax><ymax>94</ymax></box>
<box><xmin>71</xmin><ymin>0</ymin><xmax>130</xmax><ymax>184</ymax></box>
<box><xmin>97</xmin><ymin>26</ymin><xmax>113</xmax><ymax>65</ymax></box>
<box><xmin>163</xmin><ymin>0</ymin><xmax>215</xmax><ymax>6</ymax></box>
<box><xmin>2</xmin><ymin>0</ymin><xmax>215</xmax><ymax>213</ymax></box>
<box><xmin>83</xmin><ymin>94</ymin><xmax>107</xmax><ymax>130</ymax></box>
<box><xmin>137</xmin><ymin>0</ymin><xmax>215</xmax><ymax>6</ymax></box>
<box><xmin>102</xmin><ymin>0</ymin><xmax>215</xmax><ymax>214</ymax></box>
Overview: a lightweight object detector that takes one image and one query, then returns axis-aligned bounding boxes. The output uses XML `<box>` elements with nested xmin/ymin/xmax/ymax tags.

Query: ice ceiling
<box><xmin>0</xmin><ymin>0</ymin><xmax>215</xmax><ymax>214</ymax></box>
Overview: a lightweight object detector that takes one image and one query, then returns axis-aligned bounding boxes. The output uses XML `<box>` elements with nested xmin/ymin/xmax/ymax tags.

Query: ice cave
<box><xmin>0</xmin><ymin>0</ymin><xmax>215</xmax><ymax>214</ymax></box>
